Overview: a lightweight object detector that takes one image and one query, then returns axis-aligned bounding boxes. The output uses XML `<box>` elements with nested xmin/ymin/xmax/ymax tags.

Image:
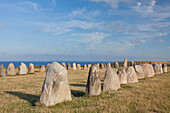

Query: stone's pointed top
<box><xmin>28</xmin><ymin>63</ymin><xmax>34</xmax><ymax>73</ymax></box>
<box><xmin>114</xmin><ymin>62</ymin><xmax>119</xmax><ymax>68</ymax></box>
<box><xmin>40</xmin><ymin>62</ymin><xmax>72</xmax><ymax>106</ymax></box>
<box><xmin>103</xmin><ymin>67</ymin><xmax>120</xmax><ymax>91</ymax></box>
<box><xmin>77</xmin><ymin>64</ymin><xmax>81</xmax><ymax>70</ymax></box>
<box><xmin>72</xmin><ymin>63</ymin><xmax>76</xmax><ymax>70</ymax></box>
<box><xmin>19</xmin><ymin>63</ymin><xmax>27</xmax><ymax>75</ymax></box>
<box><xmin>123</xmin><ymin>57</ymin><xmax>127</xmax><ymax>68</ymax></box>
<box><xmin>0</xmin><ymin>65</ymin><xmax>6</xmax><ymax>77</ymax></box>
<box><xmin>40</xmin><ymin>65</ymin><xmax>45</xmax><ymax>72</ymax></box>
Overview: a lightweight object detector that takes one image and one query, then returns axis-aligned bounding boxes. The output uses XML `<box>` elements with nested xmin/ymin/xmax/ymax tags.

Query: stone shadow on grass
<box><xmin>71</xmin><ymin>90</ymin><xmax>85</xmax><ymax>97</ymax></box>
<box><xmin>70</xmin><ymin>84</ymin><xmax>86</xmax><ymax>87</ymax></box>
<box><xmin>4</xmin><ymin>91</ymin><xmax>39</xmax><ymax>106</ymax></box>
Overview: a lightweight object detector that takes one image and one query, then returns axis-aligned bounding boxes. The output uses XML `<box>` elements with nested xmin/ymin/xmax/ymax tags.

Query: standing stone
<box><xmin>0</xmin><ymin>65</ymin><xmax>6</xmax><ymax>77</ymax></box>
<box><xmin>126</xmin><ymin>66</ymin><xmax>138</xmax><ymax>83</ymax></box>
<box><xmin>61</xmin><ymin>62</ymin><xmax>66</xmax><ymax>69</ymax></box>
<box><xmin>142</xmin><ymin>64</ymin><xmax>155</xmax><ymax>78</ymax></box>
<box><xmin>131</xmin><ymin>61</ymin><xmax>135</xmax><ymax>66</ymax></box>
<box><xmin>153</xmin><ymin>63</ymin><xmax>163</xmax><ymax>74</ymax></box>
<box><xmin>134</xmin><ymin>65</ymin><xmax>145</xmax><ymax>79</ymax></box>
<box><xmin>77</xmin><ymin>64</ymin><xmax>81</xmax><ymax>70</ymax></box>
<box><xmin>6</xmin><ymin>63</ymin><xmax>16</xmax><ymax>75</ymax></box>
<box><xmin>28</xmin><ymin>63</ymin><xmax>34</xmax><ymax>73</ymax></box>
<box><xmin>86</xmin><ymin>65</ymin><xmax>101</xmax><ymax>96</ymax></box>
<box><xmin>117</xmin><ymin>67</ymin><xmax>127</xmax><ymax>84</ymax></box>
<box><xmin>88</xmin><ymin>64</ymin><xmax>91</xmax><ymax>70</ymax></box>
<box><xmin>40</xmin><ymin>62</ymin><xmax>72</xmax><ymax>106</ymax></box>
<box><xmin>103</xmin><ymin>67</ymin><xmax>120</xmax><ymax>91</ymax></box>
<box><xmin>162</xmin><ymin>64</ymin><xmax>167</xmax><ymax>73</ymax></box>
<box><xmin>67</xmin><ymin>63</ymin><xmax>71</xmax><ymax>70</ymax></box>
<box><xmin>97</xmin><ymin>63</ymin><xmax>100</xmax><ymax>68</ymax></box>
<box><xmin>72</xmin><ymin>63</ymin><xmax>76</xmax><ymax>70</ymax></box>
<box><xmin>114</xmin><ymin>62</ymin><xmax>119</xmax><ymax>68</ymax></box>
<box><xmin>100</xmin><ymin>63</ymin><xmax>105</xmax><ymax>69</ymax></box>
<box><xmin>83</xmin><ymin>64</ymin><xmax>87</xmax><ymax>70</ymax></box>
<box><xmin>123</xmin><ymin>57</ymin><xmax>127</xmax><ymax>68</ymax></box>
<box><xmin>107</xmin><ymin>63</ymin><xmax>111</xmax><ymax>68</ymax></box>
<box><xmin>40</xmin><ymin>65</ymin><xmax>45</xmax><ymax>72</ymax></box>
<box><xmin>46</xmin><ymin>63</ymin><xmax>51</xmax><ymax>69</ymax></box>
<box><xmin>19</xmin><ymin>63</ymin><xmax>27</xmax><ymax>75</ymax></box>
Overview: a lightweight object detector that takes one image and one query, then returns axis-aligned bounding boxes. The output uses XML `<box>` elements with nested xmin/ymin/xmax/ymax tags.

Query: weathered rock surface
<box><xmin>83</xmin><ymin>64</ymin><xmax>87</xmax><ymax>70</ymax></box>
<box><xmin>142</xmin><ymin>64</ymin><xmax>155</xmax><ymax>78</ymax></box>
<box><xmin>40</xmin><ymin>62</ymin><xmax>72</xmax><ymax>106</ymax></box>
<box><xmin>6</xmin><ymin>63</ymin><xmax>16</xmax><ymax>75</ymax></box>
<box><xmin>123</xmin><ymin>57</ymin><xmax>128</xmax><ymax>68</ymax></box>
<box><xmin>28</xmin><ymin>63</ymin><xmax>34</xmax><ymax>73</ymax></box>
<box><xmin>114</xmin><ymin>62</ymin><xmax>119</xmax><ymax>68</ymax></box>
<box><xmin>46</xmin><ymin>63</ymin><xmax>51</xmax><ymax>70</ymax></box>
<box><xmin>86</xmin><ymin>65</ymin><xmax>101</xmax><ymax>96</ymax></box>
<box><xmin>126</xmin><ymin>66</ymin><xmax>138</xmax><ymax>83</ymax></box>
<box><xmin>117</xmin><ymin>67</ymin><xmax>127</xmax><ymax>84</ymax></box>
<box><xmin>162</xmin><ymin>64</ymin><xmax>167</xmax><ymax>73</ymax></box>
<box><xmin>0</xmin><ymin>65</ymin><xmax>6</xmax><ymax>77</ymax></box>
<box><xmin>103</xmin><ymin>67</ymin><xmax>120</xmax><ymax>91</ymax></box>
<box><xmin>107</xmin><ymin>63</ymin><xmax>111</xmax><ymax>68</ymax></box>
<box><xmin>19</xmin><ymin>63</ymin><xmax>27</xmax><ymax>75</ymax></box>
<box><xmin>77</xmin><ymin>64</ymin><xmax>81</xmax><ymax>70</ymax></box>
<box><xmin>40</xmin><ymin>65</ymin><xmax>45</xmax><ymax>72</ymax></box>
<box><xmin>153</xmin><ymin>63</ymin><xmax>163</xmax><ymax>74</ymax></box>
<box><xmin>72</xmin><ymin>63</ymin><xmax>76</xmax><ymax>70</ymax></box>
<box><xmin>134</xmin><ymin>65</ymin><xmax>145</xmax><ymax>79</ymax></box>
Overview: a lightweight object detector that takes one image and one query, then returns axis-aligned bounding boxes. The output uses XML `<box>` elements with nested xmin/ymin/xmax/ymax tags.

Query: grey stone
<box><xmin>28</xmin><ymin>63</ymin><xmax>34</xmax><ymax>73</ymax></box>
<box><xmin>72</xmin><ymin>63</ymin><xmax>76</xmax><ymax>70</ymax></box>
<box><xmin>134</xmin><ymin>65</ymin><xmax>145</xmax><ymax>79</ymax></box>
<box><xmin>67</xmin><ymin>63</ymin><xmax>71</xmax><ymax>70</ymax></box>
<box><xmin>86</xmin><ymin>65</ymin><xmax>101</xmax><ymax>96</ymax></box>
<box><xmin>77</xmin><ymin>64</ymin><xmax>81</xmax><ymax>70</ymax></box>
<box><xmin>162</xmin><ymin>64</ymin><xmax>167</xmax><ymax>73</ymax></box>
<box><xmin>117</xmin><ymin>67</ymin><xmax>127</xmax><ymax>84</ymax></box>
<box><xmin>40</xmin><ymin>62</ymin><xmax>72</xmax><ymax>106</ymax></box>
<box><xmin>107</xmin><ymin>63</ymin><xmax>111</xmax><ymax>68</ymax></box>
<box><xmin>6</xmin><ymin>63</ymin><xmax>16</xmax><ymax>75</ymax></box>
<box><xmin>100</xmin><ymin>63</ymin><xmax>105</xmax><ymax>69</ymax></box>
<box><xmin>154</xmin><ymin>63</ymin><xmax>163</xmax><ymax>74</ymax></box>
<box><xmin>103</xmin><ymin>67</ymin><xmax>120</xmax><ymax>91</ymax></box>
<box><xmin>46</xmin><ymin>63</ymin><xmax>51</xmax><ymax>70</ymax></box>
<box><xmin>40</xmin><ymin>65</ymin><xmax>45</xmax><ymax>72</ymax></box>
<box><xmin>88</xmin><ymin>64</ymin><xmax>91</xmax><ymax>70</ymax></box>
<box><xmin>126</xmin><ymin>66</ymin><xmax>138</xmax><ymax>83</ymax></box>
<box><xmin>123</xmin><ymin>57</ymin><xmax>127</xmax><ymax>68</ymax></box>
<box><xmin>83</xmin><ymin>64</ymin><xmax>87</xmax><ymax>70</ymax></box>
<box><xmin>114</xmin><ymin>62</ymin><xmax>119</xmax><ymax>68</ymax></box>
<box><xmin>0</xmin><ymin>65</ymin><xmax>6</xmax><ymax>77</ymax></box>
<box><xmin>142</xmin><ymin>64</ymin><xmax>155</xmax><ymax>78</ymax></box>
<box><xmin>61</xmin><ymin>62</ymin><xmax>66</xmax><ymax>69</ymax></box>
<box><xmin>19</xmin><ymin>63</ymin><xmax>27</xmax><ymax>75</ymax></box>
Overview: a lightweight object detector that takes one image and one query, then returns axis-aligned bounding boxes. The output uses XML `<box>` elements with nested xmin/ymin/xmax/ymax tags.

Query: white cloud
<box><xmin>158</xmin><ymin>39</ymin><xmax>165</xmax><ymax>43</ymax></box>
<box><xmin>24</xmin><ymin>1</ymin><xmax>38</xmax><ymax>11</ymax></box>
<box><xmin>51</xmin><ymin>0</ymin><xmax>56</xmax><ymax>8</ymax></box>
<box><xmin>133</xmin><ymin>0</ymin><xmax>156</xmax><ymax>15</ymax></box>
<box><xmin>89</xmin><ymin>0</ymin><xmax>133</xmax><ymax>9</ymax></box>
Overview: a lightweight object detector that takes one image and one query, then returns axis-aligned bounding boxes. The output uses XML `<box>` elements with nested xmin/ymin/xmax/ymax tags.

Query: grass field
<box><xmin>0</xmin><ymin>67</ymin><xmax>169</xmax><ymax>113</ymax></box>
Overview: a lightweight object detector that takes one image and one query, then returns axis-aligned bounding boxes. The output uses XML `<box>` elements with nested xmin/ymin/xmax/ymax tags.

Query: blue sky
<box><xmin>0</xmin><ymin>0</ymin><xmax>170</xmax><ymax>61</ymax></box>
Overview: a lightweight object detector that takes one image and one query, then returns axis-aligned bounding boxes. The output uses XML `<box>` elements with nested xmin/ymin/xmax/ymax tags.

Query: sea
<box><xmin>0</xmin><ymin>61</ymin><xmax>112</xmax><ymax>67</ymax></box>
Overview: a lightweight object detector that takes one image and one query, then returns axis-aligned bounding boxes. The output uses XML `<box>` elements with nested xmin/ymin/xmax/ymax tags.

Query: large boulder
<box><xmin>40</xmin><ymin>65</ymin><xmax>45</xmax><ymax>72</ymax></box>
<box><xmin>153</xmin><ymin>63</ymin><xmax>163</xmax><ymax>74</ymax></box>
<box><xmin>126</xmin><ymin>66</ymin><xmax>138</xmax><ymax>83</ymax></box>
<box><xmin>114</xmin><ymin>62</ymin><xmax>119</xmax><ymax>68</ymax></box>
<box><xmin>117</xmin><ymin>67</ymin><xmax>127</xmax><ymax>84</ymax></box>
<box><xmin>0</xmin><ymin>65</ymin><xmax>6</xmax><ymax>77</ymax></box>
<box><xmin>142</xmin><ymin>64</ymin><xmax>155</xmax><ymax>78</ymax></box>
<box><xmin>162</xmin><ymin>64</ymin><xmax>167</xmax><ymax>73</ymax></box>
<box><xmin>40</xmin><ymin>62</ymin><xmax>72</xmax><ymax>106</ymax></box>
<box><xmin>86</xmin><ymin>65</ymin><xmax>101</xmax><ymax>96</ymax></box>
<box><xmin>103</xmin><ymin>67</ymin><xmax>120</xmax><ymax>91</ymax></box>
<box><xmin>134</xmin><ymin>65</ymin><xmax>145</xmax><ymax>79</ymax></box>
<box><xmin>6</xmin><ymin>63</ymin><xmax>16</xmax><ymax>75</ymax></box>
<box><xmin>77</xmin><ymin>64</ymin><xmax>81</xmax><ymax>70</ymax></box>
<box><xmin>83</xmin><ymin>64</ymin><xmax>87</xmax><ymax>70</ymax></box>
<box><xmin>72</xmin><ymin>63</ymin><xmax>76</xmax><ymax>70</ymax></box>
<box><xmin>19</xmin><ymin>63</ymin><xmax>27</xmax><ymax>75</ymax></box>
<box><xmin>123</xmin><ymin>57</ymin><xmax>127</xmax><ymax>68</ymax></box>
<box><xmin>28</xmin><ymin>63</ymin><xmax>34</xmax><ymax>73</ymax></box>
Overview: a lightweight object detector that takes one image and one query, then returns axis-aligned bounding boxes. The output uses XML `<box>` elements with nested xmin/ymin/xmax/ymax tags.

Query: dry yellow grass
<box><xmin>0</xmin><ymin>67</ymin><xmax>169</xmax><ymax>113</ymax></box>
